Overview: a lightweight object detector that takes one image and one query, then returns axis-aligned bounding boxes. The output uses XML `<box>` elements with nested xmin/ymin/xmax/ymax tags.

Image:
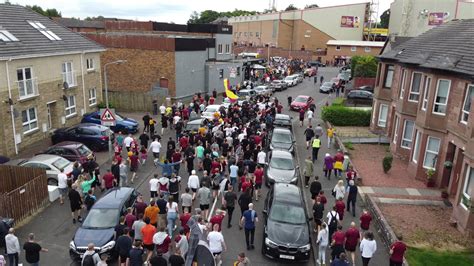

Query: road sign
<box><xmin>100</xmin><ymin>108</ymin><xmax>116</xmax><ymax>126</ymax></box>
<box><xmin>230</xmin><ymin>67</ymin><xmax>237</xmax><ymax>78</ymax></box>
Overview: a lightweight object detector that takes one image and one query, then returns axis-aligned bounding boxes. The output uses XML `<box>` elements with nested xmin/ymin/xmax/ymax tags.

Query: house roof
<box><xmin>0</xmin><ymin>4</ymin><xmax>104</xmax><ymax>60</ymax></box>
<box><xmin>326</xmin><ymin>40</ymin><xmax>385</xmax><ymax>47</ymax></box>
<box><xmin>379</xmin><ymin>19</ymin><xmax>474</xmax><ymax>78</ymax></box>
<box><xmin>52</xmin><ymin>17</ymin><xmax>105</xmax><ymax>29</ymax></box>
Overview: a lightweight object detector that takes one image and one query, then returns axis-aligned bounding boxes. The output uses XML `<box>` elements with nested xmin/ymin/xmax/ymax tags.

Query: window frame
<box><xmin>17</xmin><ymin>67</ymin><xmax>36</xmax><ymax>99</ymax></box>
<box><xmin>412</xmin><ymin>131</ymin><xmax>422</xmax><ymax>163</ymax></box>
<box><xmin>460</xmin><ymin>84</ymin><xmax>474</xmax><ymax>124</ymax></box>
<box><xmin>421</xmin><ymin>76</ymin><xmax>431</xmax><ymax>111</ymax></box>
<box><xmin>377</xmin><ymin>104</ymin><xmax>388</xmax><ymax>128</ymax></box>
<box><xmin>399</xmin><ymin>69</ymin><xmax>406</xmax><ymax>99</ymax></box>
<box><xmin>88</xmin><ymin>88</ymin><xmax>97</xmax><ymax>106</ymax></box>
<box><xmin>432</xmin><ymin>79</ymin><xmax>451</xmax><ymax>116</ymax></box>
<box><xmin>225</xmin><ymin>44</ymin><xmax>230</xmax><ymax>54</ymax></box>
<box><xmin>351</xmin><ymin>46</ymin><xmax>357</xmax><ymax>52</ymax></box>
<box><xmin>217</xmin><ymin>44</ymin><xmax>223</xmax><ymax>54</ymax></box>
<box><xmin>22</xmin><ymin>107</ymin><xmax>38</xmax><ymax>134</ymax></box>
<box><xmin>64</xmin><ymin>95</ymin><xmax>77</xmax><ymax>118</ymax></box>
<box><xmin>408</xmin><ymin>72</ymin><xmax>423</xmax><ymax>102</ymax></box>
<box><xmin>335</xmin><ymin>45</ymin><xmax>341</xmax><ymax>51</ymax></box>
<box><xmin>392</xmin><ymin>115</ymin><xmax>399</xmax><ymax>144</ymax></box>
<box><xmin>383</xmin><ymin>64</ymin><xmax>394</xmax><ymax>88</ymax></box>
<box><xmin>461</xmin><ymin>166</ymin><xmax>474</xmax><ymax>209</ymax></box>
<box><xmin>62</xmin><ymin>61</ymin><xmax>76</xmax><ymax>87</ymax></box>
<box><xmin>364</xmin><ymin>47</ymin><xmax>371</xmax><ymax>52</ymax></box>
<box><xmin>86</xmin><ymin>58</ymin><xmax>94</xmax><ymax>71</ymax></box>
<box><xmin>422</xmin><ymin>136</ymin><xmax>440</xmax><ymax>169</ymax></box>
<box><xmin>400</xmin><ymin>120</ymin><xmax>414</xmax><ymax>149</ymax></box>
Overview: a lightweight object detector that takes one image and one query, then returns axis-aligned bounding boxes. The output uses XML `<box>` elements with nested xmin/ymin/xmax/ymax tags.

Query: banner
<box><xmin>224</xmin><ymin>79</ymin><xmax>238</xmax><ymax>101</ymax></box>
<box><xmin>428</xmin><ymin>12</ymin><xmax>445</xmax><ymax>26</ymax></box>
<box><xmin>341</xmin><ymin>16</ymin><xmax>360</xmax><ymax>28</ymax></box>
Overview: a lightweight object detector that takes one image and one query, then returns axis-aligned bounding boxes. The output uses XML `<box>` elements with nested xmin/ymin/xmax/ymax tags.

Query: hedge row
<box><xmin>321</xmin><ymin>105</ymin><xmax>371</xmax><ymax>126</ymax></box>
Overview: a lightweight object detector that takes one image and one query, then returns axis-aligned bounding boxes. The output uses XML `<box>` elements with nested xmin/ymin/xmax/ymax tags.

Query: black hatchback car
<box><xmin>69</xmin><ymin>187</ymin><xmax>137</xmax><ymax>261</ymax></box>
<box><xmin>262</xmin><ymin>183</ymin><xmax>311</xmax><ymax>261</ymax></box>
<box><xmin>51</xmin><ymin>123</ymin><xmax>114</xmax><ymax>151</ymax></box>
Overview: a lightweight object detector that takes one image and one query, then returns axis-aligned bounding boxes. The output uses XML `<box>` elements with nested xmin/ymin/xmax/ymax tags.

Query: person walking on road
<box><xmin>5</xmin><ymin>228</ymin><xmax>20</xmax><ymax>266</ymax></box>
<box><xmin>116</xmin><ymin>228</ymin><xmax>132</xmax><ymax>266</ymax></box>
<box><xmin>304</xmin><ymin>156</ymin><xmax>314</xmax><ymax>188</ymax></box>
<box><xmin>197</xmin><ymin>183</ymin><xmax>212</xmax><ymax>220</ymax></box>
<box><xmin>316</xmin><ymin>223</ymin><xmax>328</xmax><ymax>266</ymax></box>
<box><xmin>327</xmin><ymin>126</ymin><xmax>335</xmax><ymax>149</ymax></box>
<box><xmin>344</xmin><ymin>222</ymin><xmax>360</xmax><ymax>265</ymax></box>
<box><xmin>187</xmin><ymin>170</ymin><xmax>200</xmax><ymax>200</ymax></box>
<box><xmin>57</xmin><ymin>168</ymin><xmax>69</xmax><ymax>205</ymax></box>
<box><xmin>359</xmin><ymin>209</ymin><xmax>373</xmax><ymax>237</ymax></box>
<box><xmin>346</xmin><ymin>180</ymin><xmax>358</xmax><ymax>217</ymax></box>
<box><xmin>389</xmin><ymin>233</ymin><xmax>407</xmax><ymax>266</ymax></box>
<box><xmin>68</xmin><ymin>184</ymin><xmax>83</xmax><ymax>224</ymax></box>
<box><xmin>223</xmin><ymin>186</ymin><xmax>237</xmax><ymax>228</ymax></box>
<box><xmin>312</xmin><ymin>197</ymin><xmax>324</xmax><ymax>233</ymax></box>
<box><xmin>327</xmin><ymin>206</ymin><xmax>340</xmax><ymax>241</ymax></box>
<box><xmin>141</xmin><ymin>218</ymin><xmax>156</xmax><ymax>263</ymax></box>
<box><xmin>234</xmin><ymin>252</ymin><xmax>251</xmax><ymax>266</ymax></box>
<box><xmin>360</xmin><ymin>231</ymin><xmax>377</xmax><ymax>266</ymax></box>
<box><xmin>333</xmin><ymin>150</ymin><xmax>344</xmax><ymax>178</ymax></box>
<box><xmin>207</xmin><ymin>223</ymin><xmax>226</xmax><ymax>266</ymax></box>
<box><xmin>333</xmin><ymin>180</ymin><xmax>345</xmax><ymax>200</ymax></box>
<box><xmin>330</xmin><ymin>225</ymin><xmax>345</xmax><ymax>262</ymax></box>
<box><xmin>310</xmin><ymin>176</ymin><xmax>322</xmax><ymax>200</ymax></box>
<box><xmin>166</xmin><ymin>195</ymin><xmax>179</xmax><ymax>237</ymax></box>
<box><xmin>240</xmin><ymin>203</ymin><xmax>258</xmax><ymax>250</ymax></box>
<box><xmin>324</xmin><ymin>153</ymin><xmax>334</xmax><ymax>180</ymax></box>
<box><xmin>81</xmin><ymin>243</ymin><xmax>100</xmax><ymax>266</ymax></box>
<box><xmin>304</xmin><ymin>125</ymin><xmax>315</xmax><ymax>149</ymax></box>
<box><xmin>119</xmin><ymin>160</ymin><xmax>128</xmax><ymax>187</ymax></box>
<box><xmin>314</xmin><ymin>124</ymin><xmax>324</xmax><ymax>138</ymax></box>
<box><xmin>311</xmin><ymin>136</ymin><xmax>321</xmax><ymax>162</ymax></box>
<box><xmin>299</xmin><ymin>108</ymin><xmax>305</xmax><ymax>127</ymax></box>
<box><xmin>306</xmin><ymin>108</ymin><xmax>314</xmax><ymax>126</ymax></box>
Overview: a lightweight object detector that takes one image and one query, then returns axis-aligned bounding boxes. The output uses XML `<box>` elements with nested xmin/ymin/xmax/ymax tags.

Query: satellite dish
<box><xmin>63</xmin><ymin>81</ymin><xmax>69</xmax><ymax>90</ymax></box>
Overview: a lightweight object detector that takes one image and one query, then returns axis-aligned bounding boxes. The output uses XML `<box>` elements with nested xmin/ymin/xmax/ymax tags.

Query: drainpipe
<box><xmin>5</xmin><ymin>59</ymin><xmax>18</xmax><ymax>155</ymax></box>
<box><xmin>80</xmin><ymin>52</ymin><xmax>87</xmax><ymax>113</ymax></box>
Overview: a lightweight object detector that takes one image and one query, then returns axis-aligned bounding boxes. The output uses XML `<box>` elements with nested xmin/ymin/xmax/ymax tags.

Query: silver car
<box><xmin>254</xmin><ymin>85</ymin><xmax>273</xmax><ymax>96</ymax></box>
<box><xmin>319</xmin><ymin>82</ymin><xmax>333</xmax><ymax>93</ymax></box>
<box><xmin>270</xmin><ymin>127</ymin><xmax>295</xmax><ymax>154</ymax></box>
<box><xmin>9</xmin><ymin>154</ymin><xmax>74</xmax><ymax>185</ymax></box>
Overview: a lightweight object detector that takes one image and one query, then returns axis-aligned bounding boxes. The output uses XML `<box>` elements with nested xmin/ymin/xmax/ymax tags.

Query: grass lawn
<box><xmin>406</xmin><ymin>247</ymin><xmax>474</xmax><ymax>266</ymax></box>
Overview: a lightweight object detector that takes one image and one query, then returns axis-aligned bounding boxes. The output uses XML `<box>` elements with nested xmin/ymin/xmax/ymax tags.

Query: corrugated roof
<box><xmin>326</xmin><ymin>40</ymin><xmax>385</xmax><ymax>47</ymax></box>
<box><xmin>379</xmin><ymin>19</ymin><xmax>474</xmax><ymax>79</ymax></box>
<box><xmin>0</xmin><ymin>4</ymin><xmax>105</xmax><ymax>59</ymax></box>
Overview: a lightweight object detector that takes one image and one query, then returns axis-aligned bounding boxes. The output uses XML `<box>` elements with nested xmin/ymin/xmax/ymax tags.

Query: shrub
<box><xmin>351</xmin><ymin>55</ymin><xmax>378</xmax><ymax>78</ymax></box>
<box><xmin>331</xmin><ymin>97</ymin><xmax>346</xmax><ymax>106</ymax></box>
<box><xmin>382</xmin><ymin>154</ymin><xmax>393</xmax><ymax>173</ymax></box>
<box><xmin>344</xmin><ymin>141</ymin><xmax>354</xmax><ymax>150</ymax></box>
<box><xmin>321</xmin><ymin>106</ymin><xmax>371</xmax><ymax>126</ymax></box>
<box><xmin>97</xmin><ymin>101</ymin><xmax>115</xmax><ymax>109</ymax></box>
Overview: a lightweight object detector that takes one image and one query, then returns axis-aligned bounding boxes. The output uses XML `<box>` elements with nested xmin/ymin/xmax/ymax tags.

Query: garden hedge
<box><xmin>321</xmin><ymin>105</ymin><xmax>371</xmax><ymax>126</ymax></box>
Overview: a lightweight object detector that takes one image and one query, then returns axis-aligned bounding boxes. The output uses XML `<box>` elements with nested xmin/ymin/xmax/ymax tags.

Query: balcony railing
<box><xmin>61</xmin><ymin>71</ymin><xmax>77</xmax><ymax>88</ymax></box>
<box><xmin>17</xmin><ymin>77</ymin><xmax>39</xmax><ymax>100</ymax></box>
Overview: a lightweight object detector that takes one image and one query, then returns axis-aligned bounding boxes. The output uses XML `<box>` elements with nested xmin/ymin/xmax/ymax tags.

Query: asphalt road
<box><xmin>15</xmin><ymin>67</ymin><xmax>388</xmax><ymax>266</ymax></box>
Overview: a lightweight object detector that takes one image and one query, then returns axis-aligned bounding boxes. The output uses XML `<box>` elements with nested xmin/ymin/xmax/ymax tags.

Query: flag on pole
<box><xmin>224</xmin><ymin>79</ymin><xmax>238</xmax><ymax>102</ymax></box>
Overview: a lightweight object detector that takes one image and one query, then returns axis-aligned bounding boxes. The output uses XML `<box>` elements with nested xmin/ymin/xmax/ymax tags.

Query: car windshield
<box><xmin>82</xmin><ymin>208</ymin><xmax>119</xmax><ymax>229</ymax></box>
<box><xmin>284</xmin><ymin>76</ymin><xmax>293</xmax><ymax>80</ymax></box>
<box><xmin>52</xmin><ymin>157</ymin><xmax>70</xmax><ymax>170</ymax></box>
<box><xmin>323</xmin><ymin>82</ymin><xmax>332</xmax><ymax>86</ymax></box>
<box><xmin>270</xmin><ymin>203</ymin><xmax>306</xmax><ymax>224</ymax></box>
<box><xmin>272</xmin><ymin>132</ymin><xmax>292</xmax><ymax>143</ymax></box>
<box><xmin>294</xmin><ymin>97</ymin><xmax>307</xmax><ymax>103</ymax></box>
<box><xmin>113</xmin><ymin>113</ymin><xmax>124</xmax><ymax>121</ymax></box>
<box><xmin>270</xmin><ymin>156</ymin><xmax>294</xmax><ymax>170</ymax></box>
<box><xmin>205</xmin><ymin>106</ymin><xmax>219</xmax><ymax>113</ymax></box>
<box><xmin>77</xmin><ymin>145</ymin><xmax>91</xmax><ymax>156</ymax></box>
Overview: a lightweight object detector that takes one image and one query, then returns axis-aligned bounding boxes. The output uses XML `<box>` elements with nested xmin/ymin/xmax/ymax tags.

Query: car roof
<box><xmin>271</xmin><ymin>150</ymin><xmax>293</xmax><ymax>159</ymax></box>
<box><xmin>187</xmin><ymin>118</ymin><xmax>205</xmax><ymax>125</ymax></box>
<box><xmin>239</xmin><ymin>89</ymin><xmax>251</xmax><ymax>92</ymax></box>
<box><xmin>205</xmin><ymin>105</ymin><xmax>221</xmax><ymax>109</ymax></box>
<box><xmin>94</xmin><ymin>187</ymin><xmax>135</xmax><ymax>209</ymax></box>
<box><xmin>273</xmin><ymin>183</ymin><xmax>302</xmax><ymax>205</ymax></box>
<box><xmin>275</xmin><ymin>114</ymin><xmax>290</xmax><ymax>119</ymax></box>
<box><xmin>73</xmin><ymin>123</ymin><xmax>108</xmax><ymax>130</ymax></box>
<box><xmin>26</xmin><ymin>154</ymin><xmax>65</xmax><ymax>163</ymax></box>
<box><xmin>52</xmin><ymin>141</ymin><xmax>84</xmax><ymax>149</ymax></box>
<box><xmin>295</xmin><ymin>95</ymin><xmax>309</xmax><ymax>99</ymax></box>
<box><xmin>255</xmin><ymin>85</ymin><xmax>267</xmax><ymax>89</ymax></box>
<box><xmin>273</xmin><ymin>127</ymin><xmax>291</xmax><ymax>134</ymax></box>
<box><xmin>351</xmin><ymin>90</ymin><xmax>373</xmax><ymax>94</ymax></box>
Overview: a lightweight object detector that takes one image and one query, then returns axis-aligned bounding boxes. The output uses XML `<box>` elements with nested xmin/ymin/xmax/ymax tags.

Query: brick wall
<box><xmin>326</xmin><ymin>45</ymin><xmax>382</xmax><ymax>65</ymax></box>
<box><xmin>233</xmin><ymin>46</ymin><xmax>318</xmax><ymax>61</ymax></box>
<box><xmin>353</xmin><ymin>77</ymin><xmax>376</xmax><ymax>88</ymax></box>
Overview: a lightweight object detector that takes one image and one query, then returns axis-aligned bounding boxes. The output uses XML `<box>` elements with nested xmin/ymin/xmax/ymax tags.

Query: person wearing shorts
<box><xmin>141</xmin><ymin>217</ymin><xmax>156</xmax><ymax>262</ymax></box>
<box><xmin>200</xmin><ymin>204</ymin><xmax>209</xmax><ymax>211</ymax></box>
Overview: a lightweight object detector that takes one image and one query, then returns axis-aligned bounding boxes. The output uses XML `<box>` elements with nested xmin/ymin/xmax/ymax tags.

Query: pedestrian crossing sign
<box><xmin>100</xmin><ymin>108</ymin><xmax>116</xmax><ymax>126</ymax></box>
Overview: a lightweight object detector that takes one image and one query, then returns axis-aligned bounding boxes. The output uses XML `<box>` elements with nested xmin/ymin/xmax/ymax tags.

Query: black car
<box><xmin>262</xmin><ymin>183</ymin><xmax>311</xmax><ymax>261</ymax></box>
<box><xmin>356</xmin><ymin>85</ymin><xmax>374</xmax><ymax>93</ymax></box>
<box><xmin>273</xmin><ymin>114</ymin><xmax>292</xmax><ymax>128</ymax></box>
<box><xmin>51</xmin><ymin>123</ymin><xmax>114</xmax><ymax>151</ymax></box>
<box><xmin>265</xmin><ymin>150</ymin><xmax>298</xmax><ymax>186</ymax></box>
<box><xmin>347</xmin><ymin>90</ymin><xmax>373</xmax><ymax>100</ymax></box>
<box><xmin>69</xmin><ymin>187</ymin><xmax>137</xmax><ymax>261</ymax></box>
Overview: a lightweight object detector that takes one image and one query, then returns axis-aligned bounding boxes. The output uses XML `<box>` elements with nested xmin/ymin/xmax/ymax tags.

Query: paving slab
<box><xmin>405</xmin><ymin>188</ymin><xmax>421</xmax><ymax>196</ymax></box>
<box><xmin>376</xmin><ymin>197</ymin><xmax>445</xmax><ymax>206</ymax></box>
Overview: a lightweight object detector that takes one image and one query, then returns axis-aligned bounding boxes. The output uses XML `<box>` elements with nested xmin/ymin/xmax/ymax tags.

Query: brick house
<box><xmin>0</xmin><ymin>4</ymin><xmax>105</xmax><ymax>157</ymax></box>
<box><xmin>325</xmin><ymin>40</ymin><xmax>384</xmax><ymax>66</ymax></box>
<box><xmin>370</xmin><ymin>19</ymin><xmax>474</xmax><ymax>234</ymax></box>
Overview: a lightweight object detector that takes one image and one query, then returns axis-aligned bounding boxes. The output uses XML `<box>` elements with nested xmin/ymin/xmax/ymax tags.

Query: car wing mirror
<box><xmin>308</xmin><ymin>217</ymin><xmax>313</xmax><ymax>221</ymax></box>
<box><xmin>262</xmin><ymin>209</ymin><xmax>268</xmax><ymax>215</ymax></box>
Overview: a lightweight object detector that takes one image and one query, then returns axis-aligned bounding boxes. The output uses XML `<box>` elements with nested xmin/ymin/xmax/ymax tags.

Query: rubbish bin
<box><xmin>152</xmin><ymin>100</ymin><xmax>158</xmax><ymax>115</ymax></box>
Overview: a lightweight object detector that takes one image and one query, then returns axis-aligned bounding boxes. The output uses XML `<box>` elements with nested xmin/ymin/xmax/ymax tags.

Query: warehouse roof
<box><xmin>326</xmin><ymin>40</ymin><xmax>385</xmax><ymax>47</ymax></box>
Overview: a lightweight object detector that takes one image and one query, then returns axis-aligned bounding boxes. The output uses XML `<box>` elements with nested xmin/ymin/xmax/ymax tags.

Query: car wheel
<box><xmin>47</xmin><ymin>178</ymin><xmax>58</xmax><ymax>186</ymax></box>
<box><xmin>261</xmin><ymin>233</ymin><xmax>267</xmax><ymax>255</ymax></box>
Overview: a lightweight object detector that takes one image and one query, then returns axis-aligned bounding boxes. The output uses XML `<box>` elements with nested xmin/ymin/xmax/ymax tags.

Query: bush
<box><xmin>331</xmin><ymin>97</ymin><xmax>346</xmax><ymax>106</ymax></box>
<box><xmin>382</xmin><ymin>154</ymin><xmax>393</xmax><ymax>173</ymax></box>
<box><xmin>351</xmin><ymin>55</ymin><xmax>378</xmax><ymax>78</ymax></box>
<box><xmin>344</xmin><ymin>141</ymin><xmax>354</xmax><ymax>150</ymax></box>
<box><xmin>321</xmin><ymin>106</ymin><xmax>371</xmax><ymax>126</ymax></box>
<box><xmin>97</xmin><ymin>101</ymin><xmax>115</xmax><ymax>109</ymax></box>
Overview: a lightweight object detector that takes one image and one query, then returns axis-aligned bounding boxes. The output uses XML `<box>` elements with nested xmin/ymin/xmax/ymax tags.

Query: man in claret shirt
<box><xmin>390</xmin><ymin>234</ymin><xmax>407</xmax><ymax>266</ymax></box>
<box><xmin>210</xmin><ymin>209</ymin><xmax>227</xmax><ymax>231</ymax></box>
<box><xmin>359</xmin><ymin>209</ymin><xmax>372</xmax><ymax>237</ymax></box>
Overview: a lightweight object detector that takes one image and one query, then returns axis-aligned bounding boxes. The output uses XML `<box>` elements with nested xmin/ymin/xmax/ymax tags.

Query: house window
<box><xmin>433</xmin><ymin>79</ymin><xmax>451</xmax><ymax>115</ymax></box>
<box><xmin>401</xmin><ymin>120</ymin><xmax>414</xmax><ymax>149</ymax></box>
<box><xmin>65</xmin><ymin>95</ymin><xmax>76</xmax><ymax>117</ymax></box>
<box><xmin>384</xmin><ymin>64</ymin><xmax>394</xmax><ymax>88</ymax></box>
<box><xmin>0</xmin><ymin>29</ymin><xmax>19</xmax><ymax>42</ymax></box>
<box><xmin>365</xmin><ymin>47</ymin><xmax>371</xmax><ymax>52</ymax></box>
<box><xmin>256</xmin><ymin>32</ymin><xmax>260</xmax><ymax>37</ymax></box>
<box><xmin>351</xmin><ymin>46</ymin><xmax>357</xmax><ymax>52</ymax></box>
<box><xmin>219</xmin><ymin>69</ymin><xmax>224</xmax><ymax>79</ymax></box>
<box><xmin>22</xmin><ymin>107</ymin><xmax>38</xmax><ymax>133</ymax></box>
<box><xmin>62</xmin><ymin>62</ymin><xmax>76</xmax><ymax>87</ymax></box>
<box><xmin>399</xmin><ymin>69</ymin><xmax>406</xmax><ymax>99</ymax></box>
<box><xmin>377</xmin><ymin>104</ymin><xmax>388</xmax><ymax>127</ymax></box>
<box><xmin>86</xmin><ymin>58</ymin><xmax>94</xmax><ymax>70</ymax></box>
<box><xmin>217</xmin><ymin>44</ymin><xmax>223</xmax><ymax>54</ymax></box>
<box><xmin>376</xmin><ymin>63</ymin><xmax>382</xmax><ymax>86</ymax></box>
<box><xmin>17</xmin><ymin>67</ymin><xmax>37</xmax><ymax>99</ymax></box>
<box><xmin>408</xmin><ymin>72</ymin><xmax>422</xmax><ymax>102</ymax></box>
<box><xmin>412</xmin><ymin>131</ymin><xmax>422</xmax><ymax>163</ymax></box>
<box><xmin>392</xmin><ymin>115</ymin><xmax>399</xmax><ymax>144</ymax></box>
<box><xmin>239</xmin><ymin>32</ymin><xmax>242</xmax><ymax>37</ymax></box>
<box><xmin>225</xmin><ymin>44</ymin><xmax>230</xmax><ymax>54</ymax></box>
<box><xmin>89</xmin><ymin>88</ymin><xmax>97</xmax><ymax>106</ymax></box>
<box><xmin>461</xmin><ymin>85</ymin><xmax>474</xmax><ymax>123</ymax></box>
<box><xmin>421</xmin><ymin>76</ymin><xmax>431</xmax><ymax>111</ymax></box>
<box><xmin>462</xmin><ymin>167</ymin><xmax>474</xmax><ymax>209</ymax></box>
<box><xmin>27</xmin><ymin>21</ymin><xmax>61</xmax><ymax>41</ymax></box>
<box><xmin>237</xmin><ymin>67</ymin><xmax>240</xmax><ymax>76</ymax></box>
<box><xmin>335</xmin><ymin>45</ymin><xmax>341</xmax><ymax>51</ymax></box>
<box><xmin>423</xmin><ymin>136</ymin><xmax>440</xmax><ymax>169</ymax></box>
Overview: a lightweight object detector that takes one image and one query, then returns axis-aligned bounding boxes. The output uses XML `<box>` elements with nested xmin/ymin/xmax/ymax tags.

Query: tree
<box><xmin>351</xmin><ymin>55</ymin><xmax>378</xmax><ymax>78</ymax></box>
<box><xmin>305</xmin><ymin>4</ymin><xmax>319</xmax><ymax>9</ymax></box>
<box><xmin>188</xmin><ymin>9</ymin><xmax>258</xmax><ymax>24</ymax></box>
<box><xmin>85</xmin><ymin>16</ymin><xmax>105</xmax><ymax>21</ymax></box>
<box><xmin>284</xmin><ymin>4</ymin><xmax>298</xmax><ymax>11</ymax></box>
<box><xmin>380</xmin><ymin>9</ymin><xmax>390</xmax><ymax>28</ymax></box>
<box><xmin>26</xmin><ymin>5</ymin><xmax>61</xmax><ymax>17</ymax></box>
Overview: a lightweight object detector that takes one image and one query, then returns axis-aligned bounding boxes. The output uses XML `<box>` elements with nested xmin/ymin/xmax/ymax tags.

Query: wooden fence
<box><xmin>0</xmin><ymin>165</ymin><xmax>48</xmax><ymax>224</ymax></box>
<box><xmin>106</xmin><ymin>90</ymin><xmax>167</xmax><ymax>112</ymax></box>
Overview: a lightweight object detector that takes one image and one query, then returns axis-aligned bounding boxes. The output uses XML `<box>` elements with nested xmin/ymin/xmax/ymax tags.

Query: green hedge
<box><xmin>321</xmin><ymin>106</ymin><xmax>371</xmax><ymax>126</ymax></box>
<box><xmin>331</xmin><ymin>97</ymin><xmax>346</xmax><ymax>106</ymax></box>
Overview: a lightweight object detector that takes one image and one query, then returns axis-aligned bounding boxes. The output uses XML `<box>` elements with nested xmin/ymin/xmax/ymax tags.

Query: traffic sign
<box><xmin>100</xmin><ymin>108</ymin><xmax>116</xmax><ymax>126</ymax></box>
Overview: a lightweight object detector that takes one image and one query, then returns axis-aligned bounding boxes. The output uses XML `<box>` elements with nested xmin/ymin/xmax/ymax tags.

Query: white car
<box><xmin>237</xmin><ymin>89</ymin><xmax>256</xmax><ymax>105</ymax></box>
<box><xmin>284</xmin><ymin>75</ymin><xmax>298</xmax><ymax>87</ymax></box>
<box><xmin>254</xmin><ymin>85</ymin><xmax>273</xmax><ymax>96</ymax></box>
<box><xmin>201</xmin><ymin>104</ymin><xmax>222</xmax><ymax>119</ymax></box>
<box><xmin>11</xmin><ymin>154</ymin><xmax>74</xmax><ymax>186</ymax></box>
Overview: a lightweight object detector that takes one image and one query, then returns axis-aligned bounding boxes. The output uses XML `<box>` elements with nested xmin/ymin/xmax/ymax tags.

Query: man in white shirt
<box><xmin>123</xmin><ymin>134</ymin><xmax>134</xmax><ymax>152</ymax></box>
<box><xmin>5</xmin><ymin>228</ymin><xmax>20</xmax><ymax>265</ymax></box>
<box><xmin>229</xmin><ymin>164</ymin><xmax>239</xmax><ymax>188</ymax></box>
<box><xmin>148</xmin><ymin>138</ymin><xmax>162</xmax><ymax>160</ymax></box>
<box><xmin>306</xmin><ymin>109</ymin><xmax>314</xmax><ymax>126</ymax></box>
<box><xmin>187</xmin><ymin>170</ymin><xmax>200</xmax><ymax>200</ymax></box>
<box><xmin>57</xmin><ymin>168</ymin><xmax>69</xmax><ymax>204</ymax></box>
<box><xmin>207</xmin><ymin>223</ymin><xmax>226</xmax><ymax>263</ymax></box>
<box><xmin>159</xmin><ymin>104</ymin><xmax>166</xmax><ymax>115</ymax></box>
<box><xmin>149</xmin><ymin>174</ymin><xmax>160</xmax><ymax>199</ymax></box>
<box><xmin>257</xmin><ymin>150</ymin><xmax>266</xmax><ymax>167</ymax></box>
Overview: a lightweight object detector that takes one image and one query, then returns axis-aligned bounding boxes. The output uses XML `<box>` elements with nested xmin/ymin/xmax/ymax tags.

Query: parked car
<box><xmin>265</xmin><ymin>150</ymin><xmax>298</xmax><ymax>186</ymax></box>
<box><xmin>262</xmin><ymin>183</ymin><xmax>311</xmax><ymax>261</ymax></box>
<box><xmin>319</xmin><ymin>82</ymin><xmax>333</xmax><ymax>93</ymax></box>
<box><xmin>184</xmin><ymin>118</ymin><xmax>210</xmax><ymax>133</ymax></box>
<box><xmin>295</xmin><ymin>73</ymin><xmax>304</xmax><ymax>83</ymax></box>
<box><xmin>69</xmin><ymin>187</ymin><xmax>138</xmax><ymax>261</ymax></box>
<box><xmin>37</xmin><ymin>141</ymin><xmax>95</xmax><ymax>165</ymax></box>
<box><xmin>270</xmin><ymin>127</ymin><xmax>294</xmax><ymax>154</ymax></box>
<box><xmin>270</xmin><ymin>80</ymin><xmax>288</xmax><ymax>91</ymax></box>
<box><xmin>356</xmin><ymin>85</ymin><xmax>374</xmax><ymax>93</ymax></box>
<box><xmin>81</xmin><ymin>111</ymin><xmax>139</xmax><ymax>134</ymax></box>
<box><xmin>221</xmin><ymin>98</ymin><xmax>232</xmax><ymax>109</ymax></box>
<box><xmin>338</xmin><ymin>70</ymin><xmax>351</xmax><ymax>82</ymax></box>
<box><xmin>273</xmin><ymin>114</ymin><xmax>292</xmax><ymax>128</ymax></box>
<box><xmin>51</xmin><ymin>123</ymin><xmax>114</xmax><ymax>152</ymax></box>
<box><xmin>308</xmin><ymin>61</ymin><xmax>325</xmax><ymax>67</ymax></box>
<box><xmin>290</xmin><ymin>95</ymin><xmax>314</xmax><ymax>111</ymax></box>
<box><xmin>340</xmin><ymin>65</ymin><xmax>350</xmax><ymax>72</ymax></box>
<box><xmin>284</xmin><ymin>75</ymin><xmax>298</xmax><ymax>87</ymax></box>
<box><xmin>330</xmin><ymin>77</ymin><xmax>340</xmax><ymax>86</ymax></box>
<box><xmin>347</xmin><ymin>90</ymin><xmax>374</xmax><ymax>100</ymax></box>
<box><xmin>253</xmin><ymin>85</ymin><xmax>273</xmax><ymax>96</ymax></box>
<box><xmin>0</xmin><ymin>155</ymin><xmax>10</xmax><ymax>164</ymax></box>
<box><xmin>201</xmin><ymin>105</ymin><xmax>222</xmax><ymax>120</ymax></box>
<box><xmin>304</xmin><ymin>68</ymin><xmax>317</xmax><ymax>77</ymax></box>
<box><xmin>237</xmin><ymin>89</ymin><xmax>256</xmax><ymax>102</ymax></box>
<box><xmin>7</xmin><ymin>154</ymin><xmax>74</xmax><ymax>186</ymax></box>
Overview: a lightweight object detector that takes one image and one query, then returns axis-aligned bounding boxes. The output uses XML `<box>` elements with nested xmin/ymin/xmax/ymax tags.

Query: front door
<box><xmin>46</xmin><ymin>102</ymin><xmax>57</xmax><ymax>130</ymax></box>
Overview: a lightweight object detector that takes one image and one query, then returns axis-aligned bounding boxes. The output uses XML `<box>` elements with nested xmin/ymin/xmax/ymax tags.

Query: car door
<box><xmin>62</xmin><ymin>148</ymin><xmax>78</xmax><ymax>162</ymax></box>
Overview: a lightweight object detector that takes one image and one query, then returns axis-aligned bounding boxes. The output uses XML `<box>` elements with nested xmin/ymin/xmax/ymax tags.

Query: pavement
<box><xmin>12</xmin><ymin>67</ymin><xmax>390</xmax><ymax>266</ymax></box>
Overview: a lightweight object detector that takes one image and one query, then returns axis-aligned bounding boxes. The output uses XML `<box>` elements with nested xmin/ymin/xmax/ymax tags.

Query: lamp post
<box><xmin>103</xmin><ymin>60</ymin><xmax>127</xmax><ymax>160</ymax></box>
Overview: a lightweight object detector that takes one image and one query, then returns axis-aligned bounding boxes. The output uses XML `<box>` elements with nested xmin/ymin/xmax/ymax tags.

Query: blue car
<box><xmin>81</xmin><ymin>111</ymin><xmax>139</xmax><ymax>134</ymax></box>
<box><xmin>51</xmin><ymin>123</ymin><xmax>113</xmax><ymax>151</ymax></box>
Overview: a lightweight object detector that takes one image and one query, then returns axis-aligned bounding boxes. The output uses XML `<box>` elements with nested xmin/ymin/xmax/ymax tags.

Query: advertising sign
<box><xmin>428</xmin><ymin>12</ymin><xmax>445</xmax><ymax>26</ymax></box>
<box><xmin>341</xmin><ymin>16</ymin><xmax>360</xmax><ymax>28</ymax></box>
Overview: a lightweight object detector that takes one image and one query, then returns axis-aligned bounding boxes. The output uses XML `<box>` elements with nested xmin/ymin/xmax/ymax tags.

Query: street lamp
<box><xmin>103</xmin><ymin>59</ymin><xmax>127</xmax><ymax>160</ymax></box>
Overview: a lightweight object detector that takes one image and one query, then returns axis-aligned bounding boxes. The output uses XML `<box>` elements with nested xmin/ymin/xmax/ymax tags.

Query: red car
<box><xmin>37</xmin><ymin>141</ymin><xmax>95</xmax><ymax>164</ymax></box>
<box><xmin>290</xmin><ymin>95</ymin><xmax>314</xmax><ymax>111</ymax></box>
